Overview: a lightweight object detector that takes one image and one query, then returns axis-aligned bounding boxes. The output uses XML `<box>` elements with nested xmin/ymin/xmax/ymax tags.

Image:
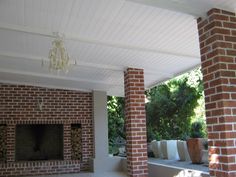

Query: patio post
<box><xmin>124</xmin><ymin>68</ymin><xmax>148</xmax><ymax>177</ymax></box>
<box><xmin>198</xmin><ymin>8</ymin><xmax>236</xmax><ymax>177</ymax></box>
<box><xmin>92</xmin><ymin>90</ymin><xmax>126</xmax><ymax>173</ymax></box>
<box><xmin>92</xmin><ymin>90</ymin><xmax>109</xmax><ymax>172</ymax></box>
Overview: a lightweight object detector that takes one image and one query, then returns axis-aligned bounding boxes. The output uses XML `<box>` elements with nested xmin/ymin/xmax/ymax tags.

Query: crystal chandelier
<box><xmin>49</xmin><ymin>37</ymin><xmax>69</xmax><ymax>72</ymax></box>
<box><xmin>42</xmin><ymin>33</ymin><xmax>75</xmax><ymax>73</ymax></box>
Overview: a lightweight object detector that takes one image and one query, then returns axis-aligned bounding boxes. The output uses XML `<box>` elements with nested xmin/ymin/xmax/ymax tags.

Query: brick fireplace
<box><xmin>15</xmin><ymin>124</ymin><xmax>64</xmax><ymax>161</ymax></box>
<box><xmin>0</xmin><ymin>83</ymin><xmax>93</xmax><ymax>176</ymax></box>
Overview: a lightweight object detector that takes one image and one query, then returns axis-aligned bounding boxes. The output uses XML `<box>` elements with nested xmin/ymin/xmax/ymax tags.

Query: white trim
<box><xmin>128</xmin><ymin>0</ymin><xmax>205</xmax><ymax>18</ymax></box>
<box><xmin>146</xmin><ymin>64</ymin><xmax>200</xmax><ymax>88</ymax></box>
<box><xmin>0</xmin><ymin>79</ymin><xmax>91</xmax><ymax>93</ymax></box>
<box><xmin>0</xmin><ymin>68</ymin><xmax>121</xmax><ymax>86</ymax></box>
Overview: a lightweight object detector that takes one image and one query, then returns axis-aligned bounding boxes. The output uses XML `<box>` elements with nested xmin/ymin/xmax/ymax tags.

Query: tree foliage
<box><xmin>107</xmin><ymin>68</ymin><xmax>205</xmax><ymax>143</ymax></box>
<box><xmin>107</xmin><ymin>96</ymin><xmax>125</xmax><ymax>144</ymax></box>
<box><xmin>146</xmin><ymin>68</ymin><xmax>203</xmax><ymax>141</ymax></box>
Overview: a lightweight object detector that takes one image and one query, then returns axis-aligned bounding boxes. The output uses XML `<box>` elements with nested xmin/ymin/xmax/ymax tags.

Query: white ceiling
<box><xmin>0</xmin><ymin>0</ymin><xmax>235</xmax><ymax>96</ymax></box>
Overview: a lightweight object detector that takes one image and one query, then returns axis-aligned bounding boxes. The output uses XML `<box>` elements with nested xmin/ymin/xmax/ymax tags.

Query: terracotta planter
<box><xmin>187</xmin><ymin>138</ymin><xmax>203</xmax><ymax>164</ymax></box>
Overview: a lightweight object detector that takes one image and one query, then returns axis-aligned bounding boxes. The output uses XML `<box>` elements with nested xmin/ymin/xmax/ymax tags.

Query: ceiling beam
<box><xmin>128</xmin><ymin>0</ymin><xmax>204</xmax><ymax>18</ymax></box>
<box><xmin>0</xmin><ymin>68</ymin><xmax>121</xmax><ymax>87</ymax></box>
<box><xmin>128</xmin><ymin>0</ymin><xmax>236</xmax><ymax>19</ymax></box>
<box><xmin>0</xmin><ymin>79</ymin><xmax>92</xmax><ymax>93</ymax></box>
<box><xmin>0</xmin><ymin>22</ymin><xmax>200</xmax><ymax>60</ymax></box>
<box><xmin>0</xmin><ymin>51</ymin><xmax>174</xmax><ymax>78</ymax></box>
<box><xmin>0</xmin><ymin>22</ymin><xmax>54</xmax><ymax>38</ymax></box>
<box><xmin>146</xmin><ymin>63</ymin><xmax>201</xmax><ymax>89</ymax></box>
<box><xmin>0</xmin><ymin>77</ymin><xmax>124</xmax><ymax>96</ymax></box>
<box><xmin>0</xmin><ymin>51</ymin><xmax>122</xmax><ymax>71</ymax></box>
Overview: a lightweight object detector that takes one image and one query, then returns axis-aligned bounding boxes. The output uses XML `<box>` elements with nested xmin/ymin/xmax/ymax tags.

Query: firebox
<box><xmin>15</xmin><ymin>124</ymin><xmax>63</xmax><ymax>161</ymax></box>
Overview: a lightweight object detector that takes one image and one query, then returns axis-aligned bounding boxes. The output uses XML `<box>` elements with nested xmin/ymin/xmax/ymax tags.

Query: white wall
<box><xmin>91</xmin><ymin>91</ymin><xmax>123</xmax><ymax>173</ymax></box>
<box><xmin>148</xmin><ymin>163</ymin><xmax>209</xmax><ymax>177</ymax></box>
<box><xmin>93</xmin><ymin>90</ymin><xmax>109</xmax><ymax>158</ymax></box>
<box><xmin>120</xmin><ymin>158</ymin><xmax>209</xmax><ymax>177</ymax></box>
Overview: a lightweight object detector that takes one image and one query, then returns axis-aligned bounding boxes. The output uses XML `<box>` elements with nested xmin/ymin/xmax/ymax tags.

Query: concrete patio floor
<box><xmin>26</xmin><ymin>172</ymin><xmax>128</xmax><ymax>177</ymax></box>
<box><xmin>24</xmin><ymin>158</ymin><xmax>209</xmax><ymax>177</ymax></box>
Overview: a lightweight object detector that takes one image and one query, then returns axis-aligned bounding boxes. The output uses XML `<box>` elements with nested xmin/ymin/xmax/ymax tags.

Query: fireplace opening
<box><xmin>15</xmin><ymin>124</ymin><xmax>63</xmax><ymax>161</ymax></box>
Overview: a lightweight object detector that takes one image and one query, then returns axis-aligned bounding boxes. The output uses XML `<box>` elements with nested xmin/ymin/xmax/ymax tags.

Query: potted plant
<box><xmin>187</xmin><ymin>121</ymin><xmax>205</xmax><ymax>164</ymax></box>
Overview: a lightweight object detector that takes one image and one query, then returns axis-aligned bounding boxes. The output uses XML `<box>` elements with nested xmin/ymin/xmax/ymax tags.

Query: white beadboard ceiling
<box><xmin>0</xmin><ymin>0</ymin><xmax>235</xmax><ymax>96</ymax></box>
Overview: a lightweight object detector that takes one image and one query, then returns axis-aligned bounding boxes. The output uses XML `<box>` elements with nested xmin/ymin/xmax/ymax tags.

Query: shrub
<box><xmin>190</xmin><ymin>121</ymin><xmax>205</xmax><ymax>138</ymax></box>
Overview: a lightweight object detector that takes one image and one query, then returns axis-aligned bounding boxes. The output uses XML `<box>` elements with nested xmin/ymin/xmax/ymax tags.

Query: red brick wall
<box><xmin>0</xmin><ymin>83</ymin><xmax>93</xmax><ymax>176</ymax></box>
<box><xmin>124</xmin><ymin>68</ymin><xmax>148</xmax><ymax>177</ymax></box>
<box><xmin>198</xmin><ymin>8</ymin><xmax>236</xmax><ymax>177</ymax></box>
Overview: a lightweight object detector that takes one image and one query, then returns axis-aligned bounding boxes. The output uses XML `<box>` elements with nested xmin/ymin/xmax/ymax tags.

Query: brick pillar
<box><xmin>124</xmin><ymin>68</ymin><xmax>148</xmax><ymax>177</ymax></box>
<box><xmin>198</xmin><ymin>8</ymin><xmax>236</xmax><ymax>177</ymax></box>
<box><xmin>6</xmin><ymin>124</ymin><xmax>15</xmax><ymax>162</ymax></box>
<box><xmin>63</xmin><ymin>124</ymin><xmax>71</xmax><ymax>160</ymax></box>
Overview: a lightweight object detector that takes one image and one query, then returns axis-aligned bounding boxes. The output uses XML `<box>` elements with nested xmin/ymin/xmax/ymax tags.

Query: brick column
<box><xmin>6</xmin><ymin>124</ymin><xmax>15</xmax><ymax>162</ymax></box>
<box><xmin>198</xmin><ymin>8</ymin><xmax>236</xmax><ymax>177</ymax></box>
<box><xmin>63</xmin><ymin>124</ymin><xmax>71</xmax><ymax>160</ymax></box>
<box><xmin>124</xmin><ymin>68</ymin><xmax>148</xmax><ymax>177</ymax></box>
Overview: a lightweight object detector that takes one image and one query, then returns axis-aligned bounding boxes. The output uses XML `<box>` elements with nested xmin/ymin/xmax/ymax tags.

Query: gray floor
<box><xmin>26</xmin><ymin>172</ymin><xmax>128</xmax><ymax>177</ymax></box>
<box><xmin>26</xmin><ymin>158</ymin><xmax>208</xmax><ymax>177</ymax></box>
